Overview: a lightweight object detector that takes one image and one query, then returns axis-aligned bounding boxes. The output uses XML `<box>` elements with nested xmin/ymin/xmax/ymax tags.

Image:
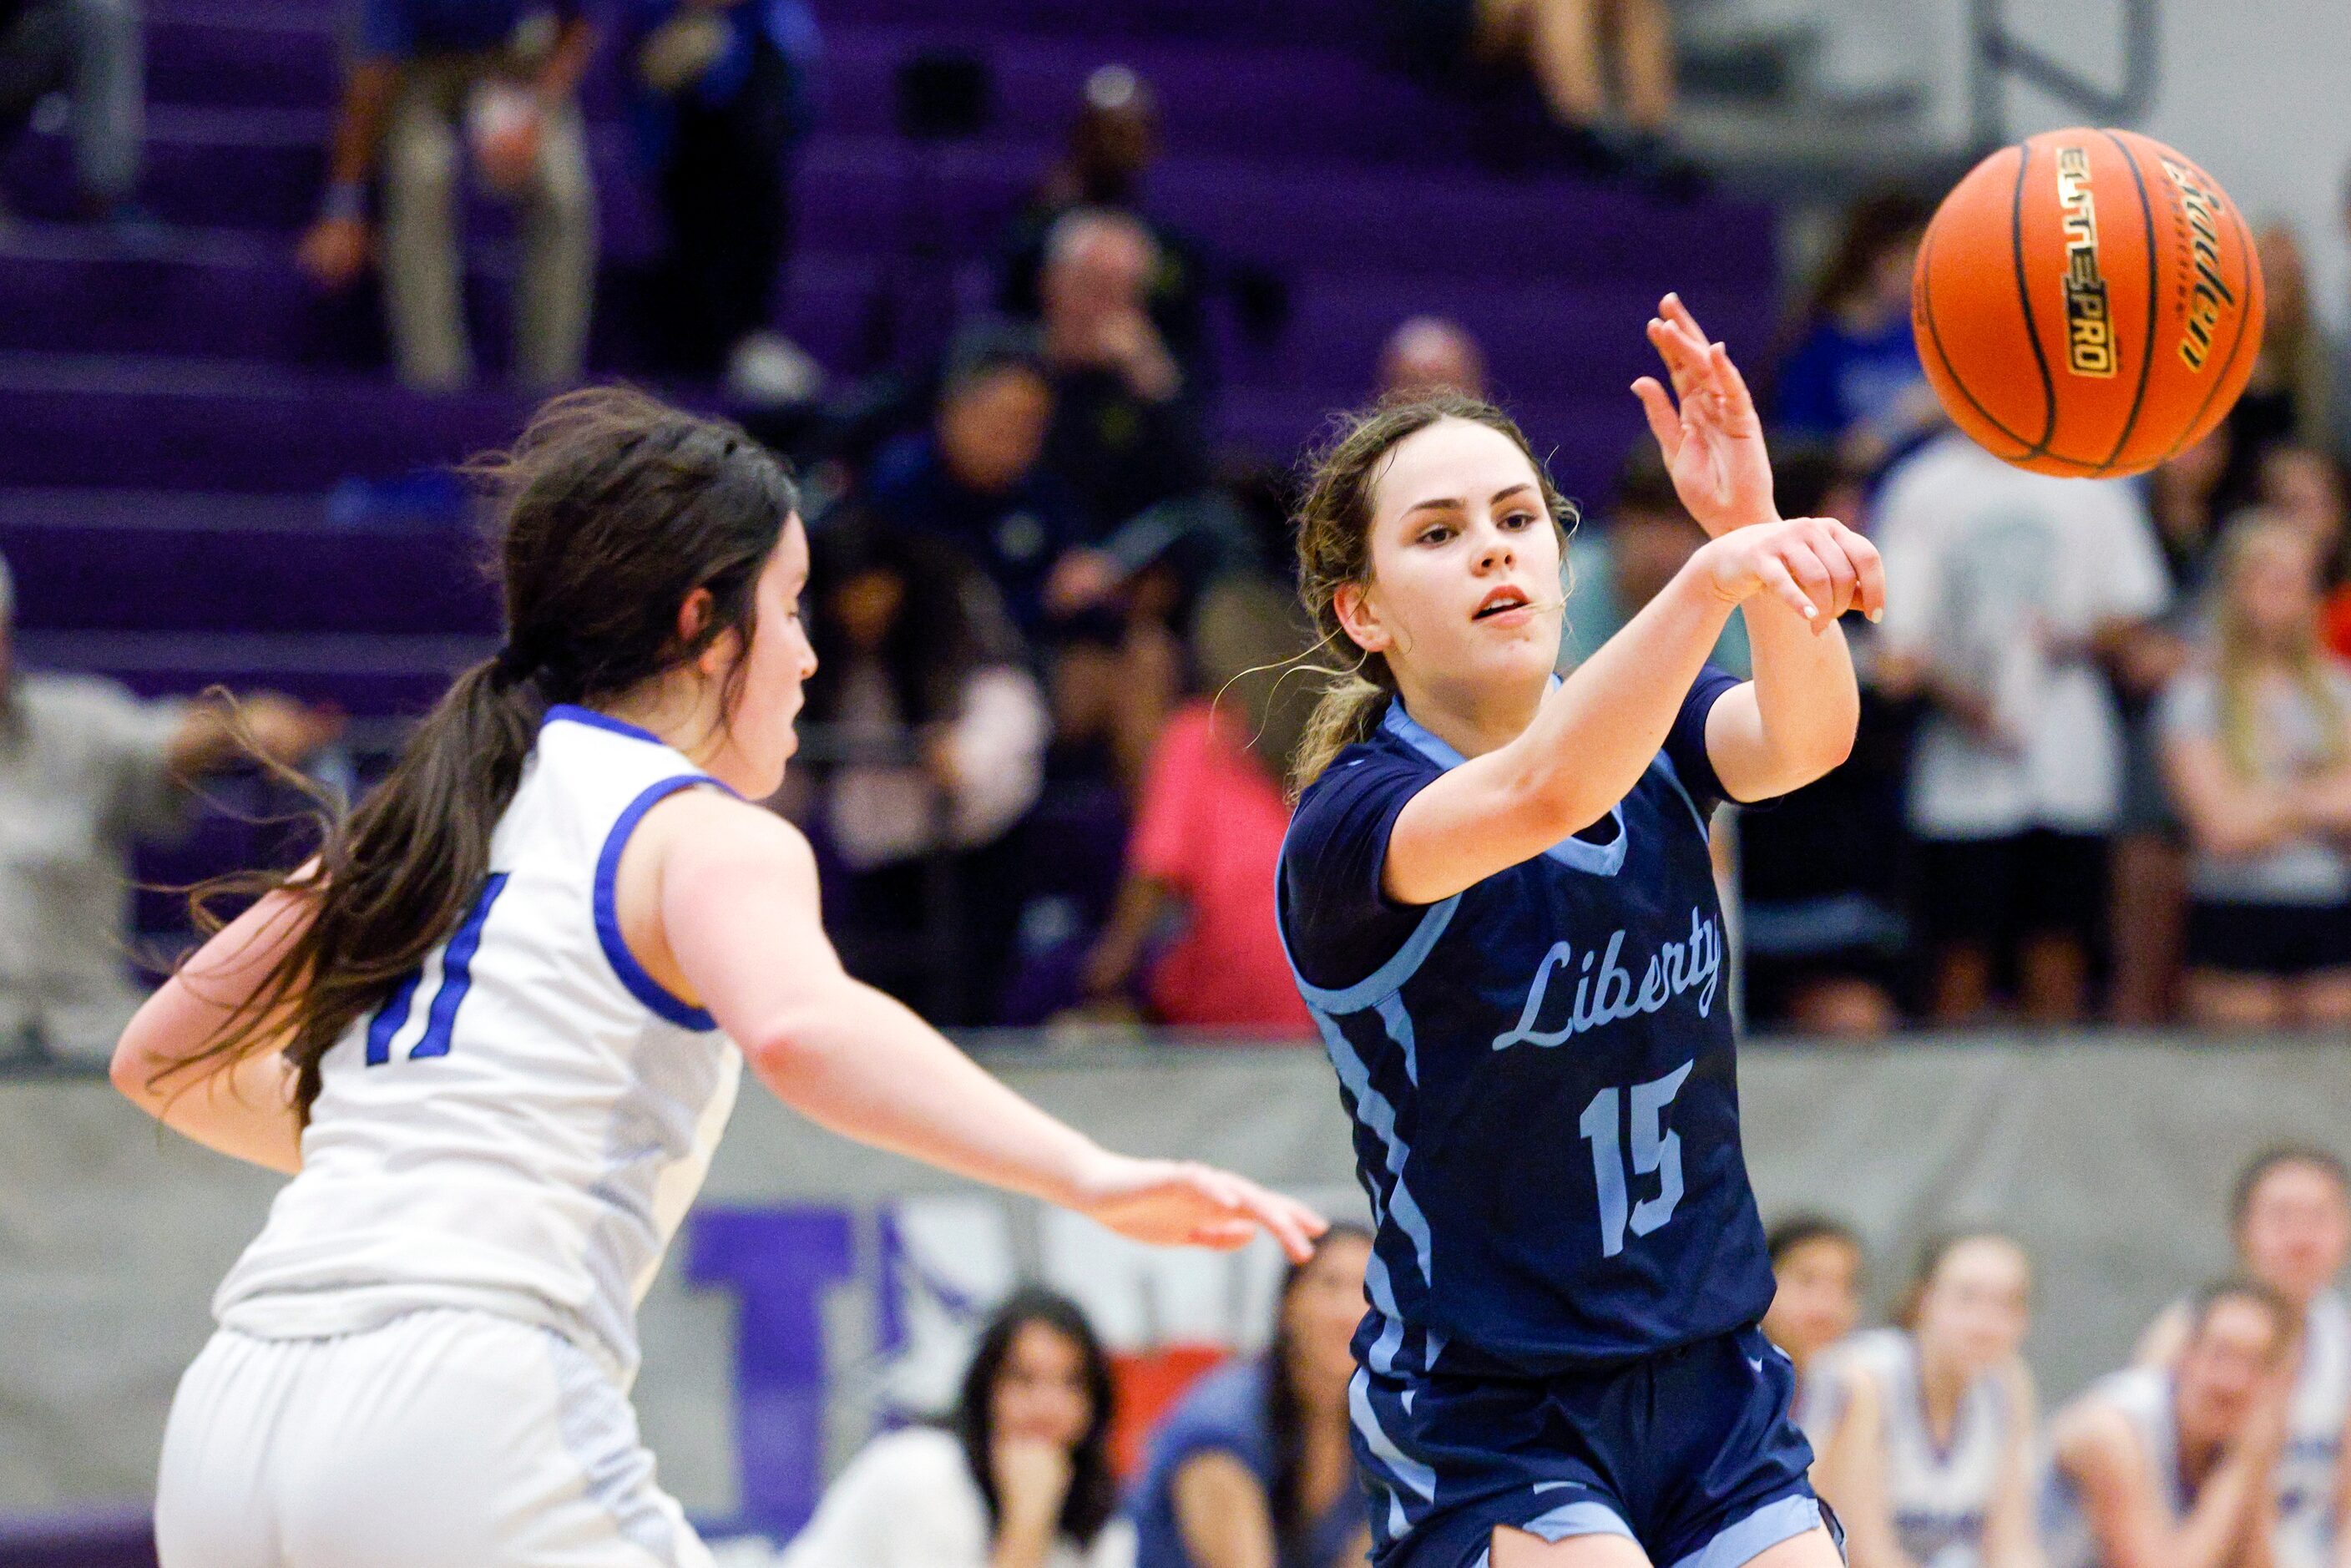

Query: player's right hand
<box><xmin>1693</xmin><ymin>514</ymin><xmax>1884</xmax><ymax>632</ymax></box>
<box><xmin>1069</xmin><ymin>1152</ymin><xmax>1327</xmax><ymax>1262</ymax></box>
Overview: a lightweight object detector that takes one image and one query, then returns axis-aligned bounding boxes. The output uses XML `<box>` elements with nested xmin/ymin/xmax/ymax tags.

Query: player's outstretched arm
<box><xmin>643</xmin><ymin>792</ymin><xmax>1325</xmax><ymax>1261</ymax></box>
<box><xmin>111</xmin><ymin>886</ymin><xmax>312</xmax><ymax>1174</ymax></box>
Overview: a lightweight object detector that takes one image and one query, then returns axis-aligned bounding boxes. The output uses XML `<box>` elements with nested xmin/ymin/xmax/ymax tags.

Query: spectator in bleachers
<box><xmin>1762</xmin><ymin>1215</ymin><xmax>1864</xmax><ymax>1410</ymax></box>
<box><xmin>1079</xmin><ymin>577</ymin><xmax>1314</xmax><ymax>1035</ymax></box>
<box><xmin>1872</xmin><ymin>430</ymin><xmax>2172</xmax><ymax>1024</ymax></box>
<box><xmin>624</xmin><ymin>0</ymin><xmax>824</xmax><ymax>401</ymax></box>
<box><xmin>1807</xmin><ymin>1235</ymin><xmax>2039</xmax><ymax>1568</ymax></box>
<box><xmin>2258</xmin><ymin>443</ymin><xmax>2349</xmax><ymax>576</ymax></box>
<box><xmin>868</xmin><ymin>323</ymin><xmax>1095</xmax><ymax>638</ymax></box>
<box><xmin>2136</xmin><ymin>1146</ymin><xmax>2351</xmax><ymax>1568</ymax></box>
<box><xmin>2157</xmin><ymin>518</ymin><xmax>2351</xmax><ymax>1029</ymax></box>
<box><xmin>1769</xmin><ymin>190</ymin><xmax>1939</xmax><ymax>476</ymax></box>
<box><xmin>782</xmin><ymin>1288</ymin><xmax>1135</xmax><ymax>1568</ymax></box>
<box><xmin>997</xmin><ymin>67</ymin><xmax>1211</xmax><ymax>387</ymax></box>
<box><xmin>0</xmin><ymin>552</ymin><xmax>339</xmax><ymax>1061</ymax></box>
<box><xmin>800</xmin><ymin>512</ymin><xmax>1049</xmax><ymax>1026</ymax></box>
<box><xmin>2230</xmin><ymin>224</ymin><xmax>2341</xmax><ymax>488</ymax></box>
<box><xmin>1560</xmin><ymin>446</ymin><xmax>1750</xmax><ymax>675</ymax></box>
<box><xmin>297</xmin><ymin>0</ymin><xmax>596</xmax><ymax>390</ymax></box>
<box><xmin>1377</xmin><ymin>316</ymin><xmax>1486</xmax><ymax>401</ymax></box>
<box><xmin>1036</xmin><ymin>210</ymin><xmax>1209</xmax><ymax>541</ymax></box>
<box><xmin>1129</xmin><ymin>1225</ymin><xmax>1373</xmax><ymax>1568</ymax></box>
<box><xmin>0</xmin><ymin>0</ymin><xmax>144</xmax><ymax>233</ymax></box>
<box><xmin>2044</xmin><ymin>1278</ymin><xmax>2295</xmax><ymax>1568</ymax></box>
<box><xmin>2146</xmin><ymin>425</ymin><xmax>2236</xmax><ymax>596</ymax></box>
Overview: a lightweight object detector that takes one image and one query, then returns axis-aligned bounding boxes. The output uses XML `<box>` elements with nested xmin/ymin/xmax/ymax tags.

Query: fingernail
<box><xmin>1868</xmin><ymin>609</ymin><xmax>1883</xmax><ymax>623</ymax></box>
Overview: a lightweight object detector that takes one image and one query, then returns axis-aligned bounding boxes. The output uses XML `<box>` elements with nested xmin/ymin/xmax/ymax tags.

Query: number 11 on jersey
<box><xmin>1577</xmin><ymin>1060</ymin><xmax>1693</xmax><ymax>1257</ymax></box>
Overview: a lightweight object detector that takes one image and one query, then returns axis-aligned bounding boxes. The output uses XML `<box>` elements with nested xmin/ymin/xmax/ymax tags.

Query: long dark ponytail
<box><xmin>169</xmin><ymin>387</ymin><xmax>798</xmax><ymax>1115</ymax></box>
<box><xmin>1263</xmin><ymin>1222</ymin><xmax>1374</xmax><ymax>1555</ymax></box>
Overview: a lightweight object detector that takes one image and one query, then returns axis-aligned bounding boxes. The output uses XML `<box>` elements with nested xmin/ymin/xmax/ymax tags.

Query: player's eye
<box><xmin>1500</xmin><ymin>510</ymin><xmax>1538</xmax><ymax>529</ymax></box>
<box><xmin>1415</xmin><ymin>523</ymin><xmax>1454</xmax><ymax>545</ymax></box>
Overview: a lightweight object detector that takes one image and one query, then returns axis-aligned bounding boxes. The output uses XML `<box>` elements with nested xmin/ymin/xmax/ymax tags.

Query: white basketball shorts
<box><xmin>155</xmin><ymin>1308</ymin><xmax>713</xmax><ymax>1567</ymax></box>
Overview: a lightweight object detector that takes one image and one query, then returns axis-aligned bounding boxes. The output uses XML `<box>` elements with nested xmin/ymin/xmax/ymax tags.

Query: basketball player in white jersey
<box><xmin>108</xmin><ymin>389</ymin><xmax>1326</xmax><ymax>1568</ymax></box>
<box><xmin>2047</xmin><ymin>1279</ymin><xmax>2297</xmax><ymax>1568</ymax></box>
<box><xmin>2137</xmin><ymin>1146</ymin><xmax>2351</xmax><ymax>1568</ymax></box>
<box><xmin>1807</xmin><ymin>1235</ymin><xmax>2039</xmax><ymax>1568</ymax></box>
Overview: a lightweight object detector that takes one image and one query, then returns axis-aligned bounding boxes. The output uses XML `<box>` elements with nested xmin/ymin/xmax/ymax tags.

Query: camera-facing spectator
<box><xmin>2231</xmin><ymin>223</ymin><xmax>2341</xmax><ymax>487</ymax></box>
<box><xmin>298</xmin><ymin>0</ymin><xmax>597</xmax><ymax>390</ymax></box>
<box><xmin>2158</xmin><ymin>518</ymin><xmax>2351</xmax><ymax>1029</ymax></box>
<box><xmin>1377</xmin><ymin>316</ymin><xmax>1486</xmax><ymax>402</ymax></box>
<box><xmin>1770</xmin><ymin>190</ymin><xmax>1939</xmax><ymax>476</ymax></box>
<box><xmin>0</xmin><ymin>553</ymin><xmax>341</xmax><ymax>1060</ymax></box>
<box><xmin>781</xmin><ymin>1289</ymin><xmax>1135</xmax><ymax>1568</ymax></box>
<box><xmin>0</xmin><ymin>0</ymin><xmax>146</xmax><ymax>233</ymax></box>
<box><xmin>867</xmin><ymin>324</ymin><xmax>1094</xmax><ymax>637</ymax></box>
<box><xmin>624</xmin><ymin>0</ymin><xmax>824</xmax><ymax>399</ymax></box>
<box><xmin>1763</xmin><ymin>1215</ymin><xmax>1865</xmax><ymax>1413</ymax></box>
<box><xmin>1130</xmin><ymin>1226</ymin><xmax>1374</xmax><ymax>1568</ymax></box>
<box><xmin>1873</xmin><ymin>430</ymin><xmax>2172</xmax><ymax>1024</ymax></box>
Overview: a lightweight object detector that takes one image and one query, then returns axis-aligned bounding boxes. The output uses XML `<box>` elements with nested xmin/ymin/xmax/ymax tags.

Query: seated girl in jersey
<box><xmin>2045</xmin><ymin>1278</ymin><xmax>2298</xmax><ymax>1568</ymax></box>
<box><xmin>1130</xmin><ymin>1224</ymin><xmax>1378</xmax><ymax>1568</ymax></box>
<box><xmin>1761</xmin><ymin>1215</ymin><xmax>1866</xmax><ymax>1421</ymax></box>
<box><xmin>108</xmin><ymin>389</ymin><xmax>1322</xmax><ymax>1568</ymax></box>
<box><xmin>781</xmin><ymin>1289</ymin><xmax>1134</xmax><ymax>1568</ymax></box>
<box><xmin>1806</xmin><ymin>1234</ymin><xmax>2039</xmax><ymax>1568</ymax></box>
<box><xmin>1275</xmin><ymin>295</ymin><xmax>1883</xmax><ymax>1568</ymax></box>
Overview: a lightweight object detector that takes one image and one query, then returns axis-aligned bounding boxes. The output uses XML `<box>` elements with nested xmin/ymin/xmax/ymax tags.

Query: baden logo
<box><xmin>2055</xmin><ymin>146</ymin><xmax>2117</xmax><ymax>378</ymax></box>
<box><xmin>2159</xmin><ymin>156</ymin><xmax>2235</xmax><ymax>372</ymax></box>
<box><xmin>1492</xmin><ymin>908</ymin><xmax>1722</xmax><ymax>1051</ymax></box>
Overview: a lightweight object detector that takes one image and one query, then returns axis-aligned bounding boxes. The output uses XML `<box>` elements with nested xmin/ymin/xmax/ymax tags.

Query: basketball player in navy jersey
<box><xmin>1276</xmin><ymin>296</ymin><xmax>1882</xmax><ymax>1568</ymax></box>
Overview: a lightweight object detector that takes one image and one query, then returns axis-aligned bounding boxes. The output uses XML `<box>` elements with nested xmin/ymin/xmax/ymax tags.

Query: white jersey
<box><xmin>2042</xmin><ymin>1368</ymin><xmax>2184</xmax><ymax>1568</ymax></box>
<box><xmin>2277</xmin><ymin>1290</ymin><xmax>2351</xmax><ymax>1568</ymax></box>
<box><xmin>213</xmin><ymin>706</ymin><xmax>744</xmax><ymax>1385</ymax></box>
<box><xmin>1818</xmin><ymin>1329</ymin><xmax>2014</xmax><ymax>1568</ymax></box>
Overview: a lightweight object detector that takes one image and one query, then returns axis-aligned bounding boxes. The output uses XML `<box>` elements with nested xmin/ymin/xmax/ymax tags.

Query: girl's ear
<box><xmin>1332</xmin><ymin>580</ymin><xmax>1389</xmax><ymax>653</ymax></box>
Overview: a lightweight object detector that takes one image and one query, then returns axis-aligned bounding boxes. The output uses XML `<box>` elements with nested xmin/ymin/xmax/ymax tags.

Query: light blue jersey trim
<box><xmin>1311</xmin><ymin>1009</ymin><xmax>1437</xmax><ymax>1299</ymax></box>
<box><xmin>1379</xmin><ymin>699</ymin><xmax>1631</xmax><ymax>877</ymax></box>
<box><xmin>594</xmin><ymin>776</ymin><xmax>739</xmax><ymax>1031</ymax></box>
<box><xmin>1287</xmin><ymin>893</ymin><xmax>1461</xmax><ymax>1014</ymax></box>
<box><xmin>1349</xmin><ymin>1368</ymin><xmax>1436</xmax><ymax>1501</ymax></box>
<box><xmin>1665</xmin><ymin>1495</ymin><xmax>1822</xmax><ymax>1568</ymax></box>
<box><xmin>1467</xmin><ymin>1498</ymin><xmax>1637</xmax><ymax>1565</ymax></box>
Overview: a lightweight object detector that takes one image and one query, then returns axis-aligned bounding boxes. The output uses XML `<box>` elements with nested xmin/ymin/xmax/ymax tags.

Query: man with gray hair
<box><xmin>0</xmin><ymin>551</ymin><xmax>339</xmax><ymax>1061</ymax></box>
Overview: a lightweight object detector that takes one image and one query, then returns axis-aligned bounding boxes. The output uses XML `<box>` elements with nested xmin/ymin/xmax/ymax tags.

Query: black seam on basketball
<box><xmin>1917</xmin><ymin>179</ymin><xmax>2039</xmax><ymax>459</ymax></box>
<box><xmin>2161</xmin><ymin>195</ymin><xmax>2260</xmax><ymax>464</ymax></box>
<box><xmin>2009</xmin><ymin>139</ymin><xmax>2059</xmax><ymax>456</ymax></box>
<box><xmin>2093</xmin><ymin>131</ymin><xmax>2160</xmax><ymax>476</ymax></box>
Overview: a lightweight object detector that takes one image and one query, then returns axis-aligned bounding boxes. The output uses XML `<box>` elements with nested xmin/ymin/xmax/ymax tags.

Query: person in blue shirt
<box><xmin>1276</xmin><ymin>296</ymin><xmax>1883</xmax><ymax>1568</ymax></box>
<box><xmin>1132</xmin><ymin>1225</ymin><xmax>1377</xmax><ymax>1568</ymax></box>
<box><xmin>1769</xmin><ymin>190</ymin><xmax>1938</xmax><ymax>477</ymax></box>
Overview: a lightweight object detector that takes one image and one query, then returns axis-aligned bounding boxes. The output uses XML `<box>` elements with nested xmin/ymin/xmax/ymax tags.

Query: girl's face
<box><xmin>2238</xmin><ymin>1160</ymin><xmax>2351</xmax><ymax>1304</ymax></box>
<box><xmin>1283</xmin><ymin>1233</ymin><xmax>1373</xmax><ymax>1402</ymax></box>
<box><xmin>2231</xmin><ymin>529</ymin><xmax>2320</xmax><ymax>647</ymax></box>
<box><xmin>1339</xmin><ymin>418</ymin><xmax>1563</xmax><ymax>711</ymax></box>
<box><xmin>1915</xmin><ymin>1237</ymin><xmax>2030</xmax><ymax>1374</ymax></box>
<box><xmin>991</xmin><ymin>1320</ymin><xmax>1095</xmax><ymax>1452</ymax></box>
<box><xmin>1762</xmin><ymin>1237</ymin><xmax>1862</xmax><ymax>1364</ymax></box>
<box><xmin>706</xmin><ymin>514</ymin><xmax>817</xmax><ymax>797</ymax></box>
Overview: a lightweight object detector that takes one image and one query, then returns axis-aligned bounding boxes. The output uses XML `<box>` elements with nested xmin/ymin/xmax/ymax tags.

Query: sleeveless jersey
<box><xmin>212</xmin><ymin>706</ymin><xmax>744</xmax><ymax>1384</ymax></box>
<box><xmin>2042</xmin><ymin>1368</ymin><xmax>2184</xmax><ymax>1568</ymax></box>
<box><xmin>1822</xmin><ymin>1329</ymin><xmax>2011</xmax><ymax>1568</ymax></box>
<box><xmin>1276</xmin><ymin>670</ymin><xmax>1775</xmax><ymax>1381</ymax></box>
<box><xmin>2276</xmin><ymin>1290</ymin><xmax>2351</xmax><ymax>1568</ymax></box>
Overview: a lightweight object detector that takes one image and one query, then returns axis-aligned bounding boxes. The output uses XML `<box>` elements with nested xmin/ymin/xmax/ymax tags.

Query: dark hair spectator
<box><xmin>296</xmin><ymin>0</ymin><xmax>598</xmax><ymax>390</ymax></box>
<box><xmin>1763</xmin><ymin>1214</ymin><xmax>1864</xmax><ymax>1399</ymax></box>
<box><xmin>1130</xmin><ymin>1226</ymin><xmax>1375</xmax><ymax>1568</ymax></box>
<box><xmin>781</xmin><ymin>1288</ymin><xmax>1130</xmax><ymax>1566</ymax></box>
<box><xmin>1770</xmin><ymin>189</ymin><xmax>1940</xmax><ymax>474</ymax></box>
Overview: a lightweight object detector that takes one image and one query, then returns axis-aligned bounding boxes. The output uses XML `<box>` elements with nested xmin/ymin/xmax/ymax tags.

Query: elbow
<box><xmin>109</xmin><ymin>1026</ymin><xmax>160</xmax><ymax>1109</ymax></box>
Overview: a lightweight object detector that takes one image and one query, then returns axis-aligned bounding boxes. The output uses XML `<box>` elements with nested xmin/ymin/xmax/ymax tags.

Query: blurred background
<box><xmin>4</xmin><ymin>0</ymin><xmax>2351</xmax><ymax>1560</ymax></box>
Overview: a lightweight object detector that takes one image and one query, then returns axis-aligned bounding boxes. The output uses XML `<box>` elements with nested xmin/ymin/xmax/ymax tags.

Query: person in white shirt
<box><xmin>782</xmin><ymin>1289</ymin><xmax>1135</xmax><ymax>1568</ymax></box>
<box><xmin>1871</xmin><ymin>429</ymin><xmax>2172</xmax><ymax>1023</ymax></box>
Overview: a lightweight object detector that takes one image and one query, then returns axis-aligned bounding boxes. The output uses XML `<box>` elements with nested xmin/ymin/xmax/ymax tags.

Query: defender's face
<box><xmin>711</xmin><ymin>515</ymin><xmax>817</xmax><ymax>798</ymax></box>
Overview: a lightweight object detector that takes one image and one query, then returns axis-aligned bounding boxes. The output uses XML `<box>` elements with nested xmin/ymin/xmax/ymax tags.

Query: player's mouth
<box><xmin>1473</xmin><ymin>584</ymin><xmax>1534</xmax><ymax>624</ymax></box>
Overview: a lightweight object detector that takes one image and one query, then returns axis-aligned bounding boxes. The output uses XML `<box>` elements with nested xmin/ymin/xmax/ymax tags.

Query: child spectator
<box><xmin>2158</xmin><ymin>518</ymin><xmax>2351</xmax><ymax>1029</ymax></box>
<box><xmin>1770</xmin><ymin>190</ymin><xmax>1939</xmax><ymax>475</ymax></box>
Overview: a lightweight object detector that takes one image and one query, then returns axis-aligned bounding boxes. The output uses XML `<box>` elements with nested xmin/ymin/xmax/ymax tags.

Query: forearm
<box><xmin>2178</xmin><ymin>1453</ymin><xmax>2276</xmax><ymax>1568</ymax></box>
<box><xmin>114</xmin><ymin>1040</ymin><xmax>304</xmax><ymax>1175</ymax></box>
<box><xmin>1741</xmin><ymin>594</ymin><xmax>1860</xmax><ymax>779</ymax></box>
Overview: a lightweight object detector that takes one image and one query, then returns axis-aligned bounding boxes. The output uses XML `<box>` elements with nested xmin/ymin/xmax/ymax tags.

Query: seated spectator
<box><xmin>2044</xmin><ymin>1279</ymin><xmax>2296</xmax><ymax>1568</ymax></box>
<box><xmin>2158</xmin><ymin>518</ymin><xmax>2351</xmax><ymax>1029</ymax></box>
<box><xmin>1762</xmin><ymin>1214</ymin><xmax>1864</xmax><ymax>1414</ymax></box>
<box><xmin>1560</xmin><ymin>446</ymin><xmax>1750</xmax><ymax>675</ymax></box>
<box><xmin>624</xmin><ymin>0</ymin><xmax>824</xmax><ymax>399</ymax></box>
<box><xmin>1807</xmin><ymin>1235</ymin><xmax>2038</xmax><ymax>1568</ymax></box>
<box><xmin>2147</xmin><ymin>424</ymin><xmax>2236</xmax><ymax>596</ymax></box>
<box><xmin>782</xmin><ymin>1289</ymin><xmax>1134</xmax><ymax>1568</ymax></box>
<box><xmin>1769</xmin><ymin>190</ymin><xmax>1939</xmax><ymax>475</ymax></box>
<box><xmin>2136</xmin><ymin>1146</ymin><xmax>2351</xmax><ymax>1568</ymax></box>
<box><xmin>867</xmin><ymin>323</ymin><xmax>1095</xmax><ymax>637</ymax></box>
<box><xmin>2230</xmin><ymin>223</ymin><xmax>2340</xmax><ymax>493</ymax></box>
<box><xmin>1872</xmin><ymin>429</ymin><xmax>2172</xmax><ymax>1024</ymax></box>
<box><xmin>1377</xmin><ymin>316</ymin><xmax>1486</xmax><ymax>401</ymax></box>
<box><xmin>996</xmin><ymin>67</ymin><xmax>1211</xmax><ymax>387</ymax></box>
<box><xmin>1079</xmin><ymin>577</ymin><xmax>1315</xmax><ymax>1034</ymax></box>
<box><xmin>1036</xmin><ymin>210</ymin><xmax>1209</xmax><ymax>540</ymax></box>
<box><xmin>297</xmin><ymin>0</ymin><xmax>596</xmax><ymax>390</ymax></box>
<box><xmin>1130</xmin><ymin>1226</ymin><xmax>1374</xmax><ymax>1568</ymax></box>
<box><xmin>0</xmin><ymin>552</ymin><xmax>340</xmax><ymax>1060</ymax></box>
<box><xmin>0</xmin><ymin>0</ymin><xmax>144</xmax><ymax>231</ymax></box>
<box><xmin>801</xmin><ymin>513</ymin><xmax>1050</xmax><ymax>1025</ymax></box>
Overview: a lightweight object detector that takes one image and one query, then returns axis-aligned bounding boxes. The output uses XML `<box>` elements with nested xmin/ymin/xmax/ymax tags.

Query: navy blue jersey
<box><xmin>1277</xmin><ymin>669</ymin><xmax>1776</xmax><ymax>1379</ymax></box>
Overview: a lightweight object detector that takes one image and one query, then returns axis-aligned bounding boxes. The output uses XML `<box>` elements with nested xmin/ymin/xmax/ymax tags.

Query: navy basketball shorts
<box><xmin>1352</xmin><ymin>1324</ymin><xmax>1825</xmax><ymax>1568</ymax></box>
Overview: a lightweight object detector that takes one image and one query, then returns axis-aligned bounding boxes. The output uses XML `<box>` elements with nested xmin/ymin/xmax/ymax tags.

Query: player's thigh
<box><xmin>1736</xmin><ymin>1524</ymin><xmax>1843</xmax><ymax>1568</ymax></box>
<box><xmin>1491</xmin><ymin>1525</ymin><xmax>1654</xmax><ymax>1568</ymax></box>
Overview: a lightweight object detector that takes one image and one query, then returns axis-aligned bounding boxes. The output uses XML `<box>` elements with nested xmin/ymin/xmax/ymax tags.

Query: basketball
<box><xmin>1911</xmin><ymin>128</ymin><xmax>2266</xmax><ymax>478</ymax></box>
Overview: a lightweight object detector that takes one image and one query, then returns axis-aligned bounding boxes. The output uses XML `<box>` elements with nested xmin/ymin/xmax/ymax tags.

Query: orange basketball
<box><xmin>1911</xmin><ymin>127</ymin><xmax>2265</xmax><ymax>478</ymax></box>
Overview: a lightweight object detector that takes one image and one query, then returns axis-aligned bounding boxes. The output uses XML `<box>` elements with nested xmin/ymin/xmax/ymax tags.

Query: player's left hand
<box><xmin>1071</xmin><ymin>1153</ymin><xmax>1327</xmax><ymax>1262</ymax></box>
<box><xmin>1631</xmin><ymin>292</ymin><xmax>1775</xmax><ymax>538</ymax></box>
